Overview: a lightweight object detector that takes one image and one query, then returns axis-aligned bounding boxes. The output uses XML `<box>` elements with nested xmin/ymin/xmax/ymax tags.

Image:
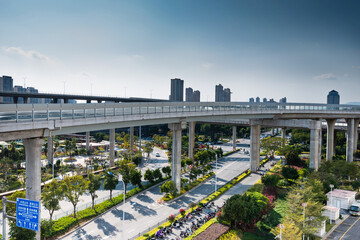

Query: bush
<box><xmin>281</xmin><ymin>166</ymin><xmax>299</xmax><ymax>181</ymax></box>
<box><xmin>168</xmin><ymin>214</ymin><xmax>175</xmax><ymax>222</ymax></box>
<box><xmin>179</xmin><ymin>208</ymin><xmax>186</xmax><ymax>215</ymax></box>
<box><xmin>248</xmin><ymin>183</ymin><xmax>264</xmax><ymax>193</ymax></box>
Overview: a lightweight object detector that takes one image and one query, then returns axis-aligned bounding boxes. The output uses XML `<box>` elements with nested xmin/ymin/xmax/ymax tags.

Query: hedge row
<box><xmin>41</xmin><ymin>176</ymin><xmax>170</xmax><ymax>239</ymax></box>
<box><xmin>222</xmin><ymin>149</ymin><xmax>240</xmax><ymax>157</ymax></box>
<box><xmin>185</xmin><ymin>218</ymin><xmax>217</xmax><ymax>239</ymax></box>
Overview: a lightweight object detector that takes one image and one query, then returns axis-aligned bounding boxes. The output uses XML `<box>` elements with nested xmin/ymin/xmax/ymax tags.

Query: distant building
<box><xmin>327</xmin><ymin>90</ymin><xmax>340</xmax><ymax>104</ymax></box>
<box><xmin>263</xmin><ymin>98</ymin><xmax>267</xmax><ymax>102</ymax></box>
<box><xmin>256</xmin><ymin>97</ymin><xmax>260</xmax><ymax>103</ymax></box>
<box><xmin>14</xmin><ymin>85</ymin><xmax>26</xmax><ymax>103</ymax></box>
<box><xmin>279</xmin><ymin>97</ymin><xmax>287</xmax><ymax>103</ymax></box>
<box><xmin>169</xmin><ymin>78</ymin><xmax>184</xmax><ymax>102</ymax></box>
<box><xmin>0</xmin><ymin>75</ymin><xmax>14</xmax><ymax>103</ymax></box>
<box><xmin>249</xmin><ymin>98</ymin><xmax>254</xmax><ymax>103</ymax></box>
<box><xmin>185</xmin><ymin>87</ymin><xmax>200</xmax><ymax>102</ymax></box>
<box><xmin>185</xmin><ymin>87</ymin><xmax>193</xmax><ymax>102</ymax></box>
<box><xmin>193</xmin><ymin>90</ymin><xmax>200</xmax><ymax>102</ymax></box>
<box><xmin>215</xmin><ymin>84</ymin><xmax>231</xmax><ymax>102</ymax></box>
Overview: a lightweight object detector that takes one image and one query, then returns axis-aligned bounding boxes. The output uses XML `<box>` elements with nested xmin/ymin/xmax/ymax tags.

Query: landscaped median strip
<box><xmin>137</xmin><ymin>157</ymin><xmax>271</xmax><ymax>240</ymax></box>
<box><xmin>135</xmin><ymin>158</ymin><xmax>272</xmax><ymax>240</ymax></box>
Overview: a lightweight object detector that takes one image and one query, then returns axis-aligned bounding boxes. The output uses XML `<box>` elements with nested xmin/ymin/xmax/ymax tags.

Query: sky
<box><xmin>0</xmin><ymin>0</ymin><xmax>359</xmax><ymax>103</ymax></box>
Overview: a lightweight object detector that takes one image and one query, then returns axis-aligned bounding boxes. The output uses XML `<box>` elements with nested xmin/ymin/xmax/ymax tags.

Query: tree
<box><xmin>132</xmin><ymin>151</ymin><xmax>143</xmax><ymax>165</ymax></box>
<box><xmin>118</xmin><ymin>159</ymin><xmax>136</xmax><ymax>194</ymax></box>
<box><xmin>352</xmin><ymin>180</ymin><xmax>360</xmax><ymax>192</ymax></box>
<box><xmin>261</xmin><ymin>174</ymin><xmax>280</xmax><ymax>188</ymax></box>
<box><xmin>261</xmin><ymin>137</ymin><xmax>284</xmax><ymax>157</ymax></box>
<box><xmin>221</xmin><ymin>192</ymin><xmax>269</xmax><ymax>230</ymax></box>
<box><xmin>160</xmin><ymin>180</ymin><xmax>177</xmax><ymax>197</ymax></box>
<box><xmin>130</xmin><ymin>169</ymin><xmax>143</xmax><ymax>188</ymax></box>
<box><xmin>185</xmin><ymin>158</ymin><xmax>193</xmax><ymax>168</ymax></box>
<box><xmin>42</xmin><ymin>179</ymin><xmax>64</xmax><ymax>222</ymax></box>
<box><xmin>153</xmin><ymin>168</ymin><xmax>163</xmax><ymax>181</ymax></box>
<box><xmin>162</xmin><ymin>166</ymin><xmax>171</xmax><ymax>177</ymax></box>
<box><xmin>104</xmin><ymin>171</ymin><xmax>119</xmax><ymax>201</ymax></box>
<box><xmin>285</xmin><ymin>181</ymin><xmax>326</xmax><ymax>238</ymax></box>
<box><xmin>285</xmin><ymin>149</ymin><xmax>303</xmax><ymax>166</ymax></box>
<box><xmin>271</xmin><ymin>217</ymin><xmax>302</xmax><ymax>240</ymax></box>
<box><xmin>281</xmin><ymin>166</ymin><xmax>299</xmax><ymax>181</ymax></box>
<box><xmin>62</xmin><ymin>175</ymin><xmax>89</xmax><ymax>218</ymax></box>
<box><xmin>144</xmin><ymin>169</ymin><xmax>155</xmax><ymax>183</ymax></box>
<box><xmin>144</xmin><ymin>142</ymin><xmax>154</xmax><ymax>158</ymax></box>
<box><xmin>88</xmin><ymin>174</ymin><xmax>102</xmax><ymax>209</ymax></box>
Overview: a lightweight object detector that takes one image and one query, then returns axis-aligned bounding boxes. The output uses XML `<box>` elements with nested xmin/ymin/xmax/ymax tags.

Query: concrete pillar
<box><xmin>346</xmin><ymin>119</ymin><xmax>355</xmax><ymax>163</ymax></box>
<box><xmin>169</xmin><ymin>122</ymin><xmax>187</xmax><ymax>193</ymax></box>
<box><xmin>130</xmin><ymin>126</ymin><xmax>134</xmax><ymax>153</ymax></box>
<box><xmin>272</xmin><ymin>128</ymin><xmax>275</xmax><ymax>136</ymax></box>
<box><xmin>310</xmin><ymin>128</ymin><xmax>321</xmax><ymax>170</ymax></box>
<box><xmin>232</xmin><ymin>126</ymin><xmax>237</xmax><ymax>151</ymax></box>
<box><xmin>326</xmin><ymin>119</ymin><xmax>336</xmax><ymax>161</ymax></box>
<box><xmin>23</xmin><ymin>137</ymin><xmax>44</xmax><ymax>240</ymax></box>
<box><xmin>86</xmin><ymin>132</ymin><xmax>90</xmax><ymax>150</ymax></box>
<box><xmin>354</xmin><ymin>119</ymin><xmax>359</xmax><ymax>151</ymax></box>
<box><xmin>188</xmin><ymin>122</ymin><xmax>196</xmax><ymax>160</ymax></box>
<box><xmin>47</xmin><ymin>136</ymin><xmax>54</xmax><ymax>166</ymax></box>
<box><xmin>109</xmin><ymin>129</ymin><xmax>115</xmax><ymax>167</ymax></box>
<box><xmin>281</xmin><ymin>128</ymin><xmax>286</xmax><ymax>139</ymax></box>
<box><xmin>250</xmin><ymin>123</ymin><xmax>261</xmax><ymax>172</ymax></box>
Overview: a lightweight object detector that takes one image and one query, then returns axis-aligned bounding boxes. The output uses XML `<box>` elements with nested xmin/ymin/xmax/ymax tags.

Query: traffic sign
<box><xmin>16</xmin><ymin>198</ymin><xmax>40</xmax><ymax>231</ymax></box>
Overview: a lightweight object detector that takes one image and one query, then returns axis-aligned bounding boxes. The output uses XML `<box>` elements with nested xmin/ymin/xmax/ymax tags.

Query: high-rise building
<box><xmin>27</xmin><ymin>87</ymin><xmax>40</xmax><ymax>104</ymax></box>
<box><xmin>249</xmin><ymin>98</ymin><xmax>254</xmax><ymax>103</ymax></box>
<box><xmin>14</xmin><ymin>85</ymin><xmax>26</xmax><ymax>103</ymax></box>
<box><xmin>327</xmin><ymin>90</ymin><xmax>340</xmax><ymax>104</ymax></box>
<box><xmin>185</xmin><ymin>87</ymin><xmax>200</xmax><ymax>102</ymax></box>
<box><xmin>256</xmin><ymin>97</ymin><xmax>260</xmax><ymax>103</ymax></box>
<box><xmin>215</xmin><ymin>84</ymin><xmax>231</xmax><ymax>102</ymax></box>
<box><xmin>169</xmin><ymin>78</ymin><xmax>184</xmax><ymax>102</ymax></box>
<box><xmin>193</xmin><ymin>90</ymin><xmax>200</xmax><ymax>102</ymax></box>
<box><xmin>185</xmin><ymin>87</ymin><xmax>193</xmax><ymax>102</ymax></box>
<box><xmin>0</xmin><ymin>75</ymin><xmax>14</xmax><ymax>103</ymax></box>
<box><xmin>263</xmin><ymin>98</ymin><xmax>267</xmax><ymax>102</ymax></box>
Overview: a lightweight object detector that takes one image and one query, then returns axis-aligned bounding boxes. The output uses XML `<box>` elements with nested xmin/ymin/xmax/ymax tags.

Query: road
<box><xmin>60</xmin><ymin>143</ymin><xmax>254</xmax><ymax>240</ymax></box>
<box><xmin>325</xmin><ymin>215</ymin><xmax>360</xmax><ymax>240</ymax></box>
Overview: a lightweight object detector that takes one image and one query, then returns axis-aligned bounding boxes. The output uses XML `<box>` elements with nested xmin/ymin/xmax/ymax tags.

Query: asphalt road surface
<box><xmin>326</xmin><ymin>216</ymin><xmax>360</xmax><ymax>240</ymax></box>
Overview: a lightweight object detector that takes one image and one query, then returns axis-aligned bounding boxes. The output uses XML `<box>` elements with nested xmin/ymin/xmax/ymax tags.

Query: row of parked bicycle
<box><xmin>146</xmin><ymin>202</ymin><xmax>220</xmax><ymax>240</ymax></box>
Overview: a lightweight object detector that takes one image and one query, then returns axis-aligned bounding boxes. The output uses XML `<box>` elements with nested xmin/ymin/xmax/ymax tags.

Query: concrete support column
<box><xmin>346</xmin><ymin>119</ymin><xmax>355</xmax><ymax>163</ymax></box>
<box><xmin>354</xmin><ymin>119</ymin><xmax>359</xmax><ymax>151</ymax></box>
<box><xmin>109</xmin><ymin>129</ymin><xmax>115</xmax><ymax>167</ymax></box>
<box><xmin>47</xmin><ymin>136</ymin><xmax>53</xmax><ymax>166</ymax></box>
<box><xmin>130</xmin><ymin>126</ymin><xmax>134</xmax><ymax>153</ymax></box>
<box><xmin>232</xmin><ymin>126</ymin><xmax>237</xmax><ymax>151</ymax></box>
<box><xmin>188</xmin><ymin>122</ymin><xmax>196</xmax><ymax>160</ymax></box>
<box><xmin>23</xmin><ymin>137</ymin><xmax>44</xmax><ymax>240</ymax></box>
<box><xmin>310</xmin><ymin>128</ymin><xmax>321</xmax><ymax>170</ymax></box>
<box><xmin>281</xmin><ymin>128</ymin><xmax>286</xmax><ymax>139</ymax></box>
<box><xmin>86</xmin><ymin>132</ymin><xmax>90</xmax><ymax>150</ymax></box>
<box><xmin>250</xmin><ymin>122</ymin><xmax>261</xmax><ymax>172</ymax></box>
<box><xmin>169</xmin><ymin>122</ymin><xmax>187</xmax><ymax>193</ymax></box>
<box><xmin>326</xmin><ymin>119</ymin><xmax>336</xmax><ymax>161</ymax></box>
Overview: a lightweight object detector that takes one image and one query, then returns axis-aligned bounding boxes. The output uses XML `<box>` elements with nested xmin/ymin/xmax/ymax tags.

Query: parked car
<box><xmin>155</xmin><ymin>153</ymin><xmax>160</xmax><ymax>157</ymax></box>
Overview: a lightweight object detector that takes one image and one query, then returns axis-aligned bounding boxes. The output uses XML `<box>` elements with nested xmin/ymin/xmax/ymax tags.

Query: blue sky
<box><xmin>0</xmin><ymin>0</ymin><xmax>359</xmax><ymax>103</ymax></box>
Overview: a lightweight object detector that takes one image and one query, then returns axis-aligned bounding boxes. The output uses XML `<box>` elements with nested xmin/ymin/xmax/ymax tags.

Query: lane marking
<box><xmin>339</xmin><ymin>217</ymin><xmax>360</xmax><ymax>240</ymax></box>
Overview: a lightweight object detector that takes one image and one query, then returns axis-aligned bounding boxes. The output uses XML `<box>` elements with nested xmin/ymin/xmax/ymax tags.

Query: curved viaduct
<box><xmin>0</xmin><ymin>101</ymin><xmax>359</xmax><ymax>203</ymax></box>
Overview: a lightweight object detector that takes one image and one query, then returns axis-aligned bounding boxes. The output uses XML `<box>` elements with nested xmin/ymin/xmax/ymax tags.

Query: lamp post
<box><xmin>302</xmin><ymin>203</ymin><xmax>307</xmax><ymax>240</ymax></box>
<box><xmin>330</xmin><ymin>184</ymin><xmax>334</xmax><ymax>224</ymax></box>
<box><xmin>215</xmin><ymin>153</ymin><xmax>218</xmax><ymax>194</ymax></box>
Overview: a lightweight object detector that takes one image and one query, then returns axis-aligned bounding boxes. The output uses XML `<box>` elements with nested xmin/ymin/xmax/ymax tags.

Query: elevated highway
<box><xmin>0</xmin><ymin>101</ymin><xmax>359</xmax><ymax>224</ymax></box>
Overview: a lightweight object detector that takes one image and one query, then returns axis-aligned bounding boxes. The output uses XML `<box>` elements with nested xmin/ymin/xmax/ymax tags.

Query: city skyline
<box><xmin>0</xmin><ymin>0</ymin><xmax>359</xmax><ymax>103</ymax></box>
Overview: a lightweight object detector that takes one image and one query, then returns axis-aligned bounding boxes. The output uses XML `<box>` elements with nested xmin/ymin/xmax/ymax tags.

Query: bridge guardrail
<box><xmin>0</xmin><ymin>102</ymin><xmax>360</xmax><ymax>123</ymax></box>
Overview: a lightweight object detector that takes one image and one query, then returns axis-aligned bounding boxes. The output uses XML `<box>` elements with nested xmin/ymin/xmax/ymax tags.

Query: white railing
<box><xmin>0</xmin><ymin>102</ymin><xmax>359</xmax><ymax>123</ymax></box>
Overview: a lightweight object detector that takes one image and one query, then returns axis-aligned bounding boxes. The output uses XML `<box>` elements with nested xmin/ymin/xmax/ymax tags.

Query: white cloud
<box><xmin>3</xmin><ymin>46</ymin><xmax>51</xmax><ymax>62</ymax></box>
<box><xmin>201</xmin><ymin>63</ymin><xmax>213</xmax><ymax>69</ymax></box>
<box><xmin>313</xmin><ymin>73</ymin><xmax>337</xmax><ymax>81</ymax></box>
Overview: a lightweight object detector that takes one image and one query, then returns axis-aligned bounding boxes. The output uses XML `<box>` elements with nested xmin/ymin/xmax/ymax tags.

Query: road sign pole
<box><xmin>3</xmin><ymin>197</ymin><xmax>6</xmax><ymax>240</ymax></box>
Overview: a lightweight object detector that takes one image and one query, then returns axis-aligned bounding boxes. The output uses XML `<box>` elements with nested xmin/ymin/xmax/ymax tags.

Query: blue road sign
<box><xmin>16</xmin><ymin>198</ymin><xmax>40</xmax><ymax>231</ymax></box>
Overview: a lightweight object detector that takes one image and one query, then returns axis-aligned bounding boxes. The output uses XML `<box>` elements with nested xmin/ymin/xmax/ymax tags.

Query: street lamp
<box><xmin>302</xmin><ymin>202</ymin><xmax>307</xmax><ymax>240</ymax></box>
<box><xmin>330</xmin><ymin>184</ymin><xmax>334</xmax><ymax>224</ymax></box>
<box><xmin>215</xmin><ymin>153</ymin><xmax>218</xmax><ymax>194</ymax></box>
